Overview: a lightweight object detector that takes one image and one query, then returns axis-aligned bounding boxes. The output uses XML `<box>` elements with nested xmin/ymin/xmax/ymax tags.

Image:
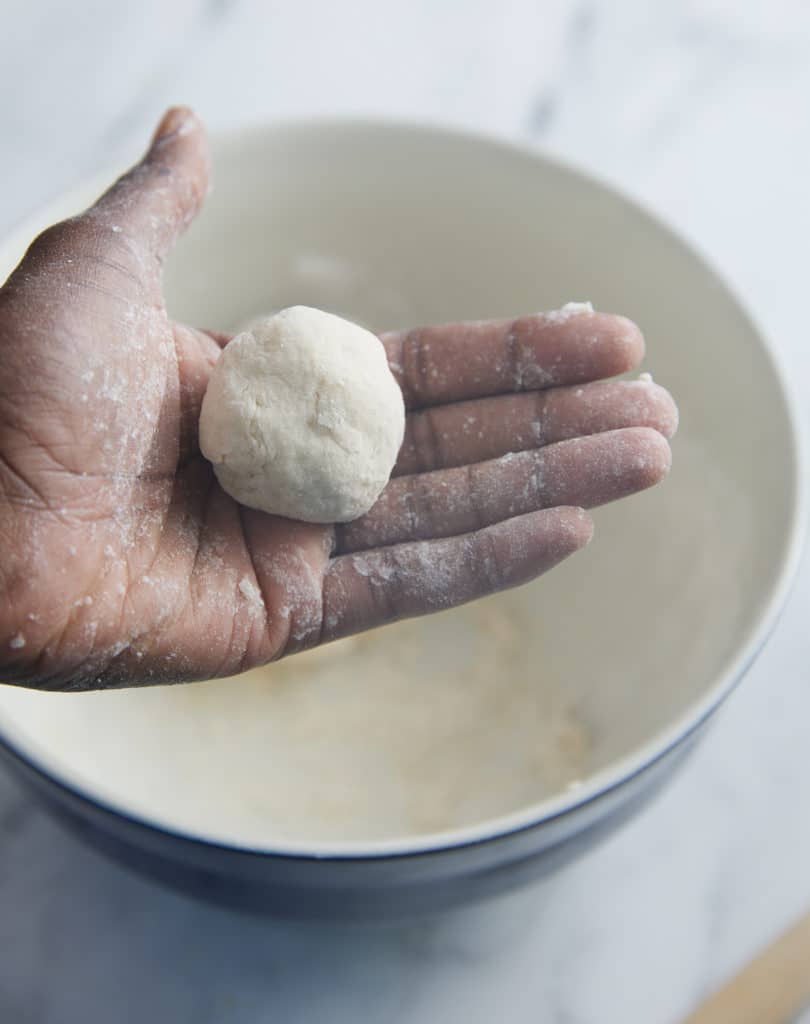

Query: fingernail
<box><xmin>152</xmin><ymin>106</ymin><xmax>194</xmax><ymax>146</ymax></box>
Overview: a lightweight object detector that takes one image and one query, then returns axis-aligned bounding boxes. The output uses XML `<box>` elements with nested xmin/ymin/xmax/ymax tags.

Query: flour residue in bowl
<box><xmin>0</xmin><ymin>594</ymin><xmax>589</xmax><ymax>845</ymax></box>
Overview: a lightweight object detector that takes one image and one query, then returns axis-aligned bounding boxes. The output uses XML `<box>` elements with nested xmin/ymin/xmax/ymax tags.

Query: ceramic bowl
<box><xmin>0</xmin><ymin>122</ymin><xmax>803</xmax><ymax>919</ymax></box>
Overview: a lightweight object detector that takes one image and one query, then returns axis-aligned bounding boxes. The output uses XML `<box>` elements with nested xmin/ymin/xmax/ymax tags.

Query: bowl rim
<box><xmin>0</xmin><ymin>116</ymin><xmax>805</xmax><ymax>861</ymax></box>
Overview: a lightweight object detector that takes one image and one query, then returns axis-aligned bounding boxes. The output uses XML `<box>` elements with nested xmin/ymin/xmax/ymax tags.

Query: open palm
<box><xmin>0</xmin><ymin>109</ymin><xmax>676</xmax><ymax>691</ymax></box>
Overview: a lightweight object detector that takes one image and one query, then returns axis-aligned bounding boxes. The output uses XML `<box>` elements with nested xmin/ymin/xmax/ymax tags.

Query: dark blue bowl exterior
<box><xmin>0</xmin><ymin>724</ymin><xmax>703</xmax><ymax>921</ymax></box>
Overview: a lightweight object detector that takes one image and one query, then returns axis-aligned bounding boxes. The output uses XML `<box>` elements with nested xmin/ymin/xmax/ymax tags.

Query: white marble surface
<box><xmin>1</xmin><ymin>2</ymin><xmax>809</xmax><ymax>1021</ymax></box>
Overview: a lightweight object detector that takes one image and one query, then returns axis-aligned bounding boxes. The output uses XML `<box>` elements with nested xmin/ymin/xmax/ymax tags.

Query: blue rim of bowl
<box><xmin>0</xmin><ymin>117</ymin><xmax>805</xmax><ymax>863</ymax></box>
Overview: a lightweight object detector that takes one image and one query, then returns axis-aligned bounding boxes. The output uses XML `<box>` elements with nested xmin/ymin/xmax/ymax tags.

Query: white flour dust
<box><xmin>542</xmin><ymin>300</ymin><xmax>594</xmax><ymax>324</ymax></box>
<box><xmin>0</xmin><ymin>594</ymin><xmax>589</xmax><ymax>845</ymax></box>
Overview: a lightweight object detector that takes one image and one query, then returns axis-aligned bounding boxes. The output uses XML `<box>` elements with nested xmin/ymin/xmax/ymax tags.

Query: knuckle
<box><xmin>411</xmin><ymin>475</ymin><xmax>439</xmax><ymax>537</ymax></box>
<box><xmin>414</xmin><ymin>408</ymin><xmax>444</xmax><ymax>472</ymax></box>
<box><xmin>479</xmin><ymin>530</ymin><xmax>505</xmax><ymax>589</ymax></box>
<box><xmin>506</xmin><ymin>320</ymin><xmax>526</xmax><ymax>391</ymax></box>
<box><xmin>26</xmin><ymin>217</ymin><xmax>87</xmax><ymax>263</ymax></box>
<box><xmin>402</xmin><ymin>328</ymin><xmax>432</xmax><ymax>404</ymax></box>
<box><xmin>532</xmin><ymin>390</ymin><xmax>549</xmax><ymax>443</ymax></box>
<box><xmin>464</xmin><ymin>463</ymin><xmax>485</xmax><ymax>529</ymax></box>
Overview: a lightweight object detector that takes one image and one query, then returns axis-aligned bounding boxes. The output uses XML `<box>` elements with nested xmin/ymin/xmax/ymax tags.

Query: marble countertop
<box><xmin>1</xmin><ymin>2</ymin><xmax>809</xmax><ymax>1021</ymax></box>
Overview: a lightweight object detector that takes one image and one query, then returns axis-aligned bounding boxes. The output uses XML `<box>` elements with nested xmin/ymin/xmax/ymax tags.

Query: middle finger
<box><xmin>394</xmin><ymin>377</ymin><xmax>678</xmax><ymax>476</ymax></box>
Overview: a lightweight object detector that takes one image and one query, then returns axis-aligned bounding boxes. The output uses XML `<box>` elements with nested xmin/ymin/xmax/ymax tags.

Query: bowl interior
<box><xmin>0</xmin><ymin>122</ymin><xmax>801</xmax><ymax>854</ymax></box>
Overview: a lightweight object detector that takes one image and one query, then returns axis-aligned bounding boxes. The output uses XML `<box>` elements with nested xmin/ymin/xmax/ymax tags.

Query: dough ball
<box><xmin>199</xmin><ymin>306</ymin><xmax>405</xmax><ymax>523</ymax></box>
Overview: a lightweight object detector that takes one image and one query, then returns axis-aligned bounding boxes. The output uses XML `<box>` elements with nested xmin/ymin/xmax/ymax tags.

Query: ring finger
<box><xmin>337</xmin><ymin>427</ymin><xmax>671</xmax><ymax>554</ymax></box>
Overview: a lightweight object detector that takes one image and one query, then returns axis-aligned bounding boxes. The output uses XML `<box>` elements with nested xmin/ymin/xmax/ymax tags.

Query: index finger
<box><xmin>381</xmin><ymin>307</ymin><xmax>644</xmax><ymax>410</ymax></box>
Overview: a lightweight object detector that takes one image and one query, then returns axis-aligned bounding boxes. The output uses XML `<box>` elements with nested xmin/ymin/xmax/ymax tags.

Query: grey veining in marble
<box><xmin>1</xmin><ymin>2</ymin><xmax>810</xmax><ymax>1022</ymax></box>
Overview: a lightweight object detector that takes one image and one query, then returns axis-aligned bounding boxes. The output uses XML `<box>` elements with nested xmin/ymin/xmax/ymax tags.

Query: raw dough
<box><xmin>199</xmin><ymin>306</ymin><xmax>405</xmax><ymax>522</ymax></box>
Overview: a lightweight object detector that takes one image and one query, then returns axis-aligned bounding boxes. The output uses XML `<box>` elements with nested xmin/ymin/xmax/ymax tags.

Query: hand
<box><xmin>0</xmin><ymin>108</ymin><xmax>677</xmax><ymax>691</ymax></box>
